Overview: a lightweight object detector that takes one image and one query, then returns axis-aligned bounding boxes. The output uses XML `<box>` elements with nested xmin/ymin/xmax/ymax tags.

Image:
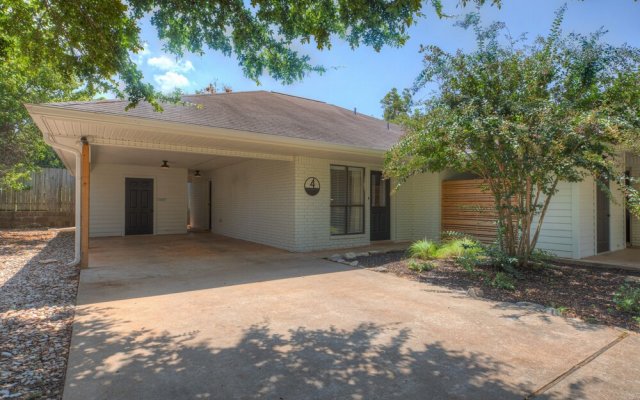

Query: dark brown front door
<box><xmin>370</xmin><ymin>171</ymin><xmax>390</xmax><ymax>241</ymax></box>
<box><xmin>596</xmin><ymin>179</ymin><xmax>610</xmax><ymax>253</ymax></box>
<box><xmin>125</xmin><ymin>178</ymin><xmax>153</xmax><ymax>235</ymax></box>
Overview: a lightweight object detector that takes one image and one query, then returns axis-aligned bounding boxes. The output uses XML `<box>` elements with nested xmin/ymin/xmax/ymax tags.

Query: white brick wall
<box><xmin>211</xmin><ymin>159</ymin><xmax>296</xmax><ymax>250</ymax></box>
<box><xmin>89</xmin><ymin>163</ymin><xmax>188</xmax><ymax>237</ymax></box>
<box><xmin>292</xmin><ymin>157</ymin><xmax>440</xmax><ymax>251</ymax></box>
<box><xmin>293</xmin><ymin>157</ymin><xmax>372</xmax><ymax>251</ymax></box>
<box><xmin>391</xmin><ymin>173</ymin><xmax>441</xmax><ymax>242</ymax></box>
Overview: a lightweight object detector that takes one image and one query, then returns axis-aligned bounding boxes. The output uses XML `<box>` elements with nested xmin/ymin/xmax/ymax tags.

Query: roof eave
<box><xmin>26</xmin><ymin>104</ymin><xmax>389</xmax><ymax>161</ymax></box>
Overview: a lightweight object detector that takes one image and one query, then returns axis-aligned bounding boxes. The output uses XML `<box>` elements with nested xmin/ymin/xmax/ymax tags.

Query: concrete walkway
<box><xmin>583</xmin><ymin>248</ymin><xmax>640</xmax><ymax>271</ymax></box>
<box><xmin>63</xmin><ymin>234</ymin><xmax>639</xmax><ymax>399</ymax></box>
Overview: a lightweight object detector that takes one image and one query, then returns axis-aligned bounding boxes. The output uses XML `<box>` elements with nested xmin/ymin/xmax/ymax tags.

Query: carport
<box><xmin>26</xmin><ymin>91</ymin><xmax>407</xmax><ymax>267</ymax></box>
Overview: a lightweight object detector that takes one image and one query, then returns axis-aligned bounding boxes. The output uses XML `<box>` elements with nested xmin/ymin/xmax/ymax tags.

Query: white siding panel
<box><xmin>627</xmin><ymin>154</ymin><xmax>640</xmax><ymax>246</ymax></box>
<box><xmin>532</xmin><ymin>181</ymin><xmax>575</xmax><ymax>258</ymax></box>
<box><xmin>90</xmin><ymin>163</ymin><xmax>188</xmax><ymax>237</ymax></box>
<box><xmin>610</xmin><ymin>178</ymin><xmax>626</xmax><ymax>252</ymax></box>
<box><xmin>577</xmin><ymin>177</ymin><xmax>596</xmax><ymax>258</ymax></box>
<box><xmin>212</xmin><ymin>159</ymin><xmax>295</xmax><ymax>250</ymax></box>
<box><xmin>188</xmin><ymin>178</ymin><xmax>209</xmax><ymax>230</ymax></box>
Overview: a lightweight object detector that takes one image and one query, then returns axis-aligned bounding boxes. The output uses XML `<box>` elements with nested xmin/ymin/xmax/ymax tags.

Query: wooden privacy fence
<box><xmin>442</xmin><ymin>179</ymin><xmax>498</xmax><ymax>243</ymax></box>
<box><xmin>0</xmin><ymin>168</ymin><xmax>75</xmax><ymax>228</ymax></box>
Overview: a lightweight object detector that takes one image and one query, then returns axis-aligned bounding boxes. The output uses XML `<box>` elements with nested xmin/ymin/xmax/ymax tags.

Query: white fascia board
<box><xmin>25</xmin><ymin>104</ymin><xmax>387</xmax><ymax>163</ymax></box>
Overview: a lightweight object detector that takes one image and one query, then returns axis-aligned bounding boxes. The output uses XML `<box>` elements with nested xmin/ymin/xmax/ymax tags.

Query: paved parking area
<box><xmin>63</xmin><ymin>234</ymin><xmax>639</xmax><ymax>399</ymax></box>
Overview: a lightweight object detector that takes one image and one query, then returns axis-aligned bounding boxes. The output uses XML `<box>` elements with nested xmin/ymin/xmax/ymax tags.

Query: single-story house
<box><xmin>26</xmin><ymin>91</ymin><xmax>639</xmax><ymax>266</ymax></box>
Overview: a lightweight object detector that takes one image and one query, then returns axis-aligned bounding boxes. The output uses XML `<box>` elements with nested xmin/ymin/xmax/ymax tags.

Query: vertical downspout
<box><xmin>42</xmin><ymin>134</ymin><xmax>82</xmax><ymax>267</ymax></box>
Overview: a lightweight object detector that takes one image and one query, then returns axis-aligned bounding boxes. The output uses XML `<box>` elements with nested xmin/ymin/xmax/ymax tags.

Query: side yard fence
<box><xmin>0</xmin><ymin>168</ymin><xmax>75</xmax><ymax>228</ymax></box>
<box><xmin>441</xmin><ymin>179</ymin><xmax>498</xmax><ymax>244</ymax></box>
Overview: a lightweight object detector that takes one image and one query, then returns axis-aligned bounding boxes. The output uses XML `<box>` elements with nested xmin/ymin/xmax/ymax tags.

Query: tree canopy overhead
<box><xmin>0</xmin><ymin>0</ymin><xmax>497</xmax><ymax>109</ymax></box>
<box><xmin>384</xmin><ymin>7</ymin><xmax>640</xmax><ymax>266</ymax></box>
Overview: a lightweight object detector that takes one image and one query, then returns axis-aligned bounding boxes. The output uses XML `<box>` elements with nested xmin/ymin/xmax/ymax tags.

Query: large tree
<box><xmin>384</xmin><ymin>9</ymin><xmax>640</xmax><ymax>267</ymax></box>
<box><xmin>1</xmin><ymin>0</ymin><xmax>497</xmax><ymax>109</ymax></box>
<box><xmin>381</xmin><ymin>87</ymin><xmax>413</xmax><ymax>121</ymax></box>
<box><xmin>0</xmin><ymin>46</ymin><xmax>89</xmax><ymax>189</ymax></box>
<box><xmin>0</xmin><ymin>0</ymin><xmax>497</xmax><ymax>189</ymax></box>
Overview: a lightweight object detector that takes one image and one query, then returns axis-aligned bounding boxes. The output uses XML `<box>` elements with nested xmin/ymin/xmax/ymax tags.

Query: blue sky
<box><xmin>134</xmin><ymin>0</ymin><xmax>640</xmax><ymax>119</ymax></box>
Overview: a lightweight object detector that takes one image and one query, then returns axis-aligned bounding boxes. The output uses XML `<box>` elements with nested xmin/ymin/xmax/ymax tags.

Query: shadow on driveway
<box><xmin>64</xmin><ymin>307</ymin><xmax>561</xmax><ymax>400</ymax></box>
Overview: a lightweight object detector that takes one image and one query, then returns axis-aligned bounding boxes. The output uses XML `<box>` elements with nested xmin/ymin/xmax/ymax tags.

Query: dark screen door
<box><xmin>125</xmin><ymin>178</ymin><xmax>153</xmax><ymax>235</ymax></box>
<box><xmin>596</xmin><ymin>179</ymin><xmax>610</xmax><ymax>253</ymax></box>
<box><xmin>370</xmin><ymin>171</ymin><xmax>390</xmax><ymax>241</ymax></box>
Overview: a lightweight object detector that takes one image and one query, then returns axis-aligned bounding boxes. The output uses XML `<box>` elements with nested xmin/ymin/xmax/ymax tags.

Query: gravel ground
<box><xmin>356</xmin><ymin>251</ymin><xmax>640</xmax><ymax>332</ymax></box>
<box><xmin>1</xmin><ymin>229</ymin><xmax>78</xmax><ymax>400</ymax></box>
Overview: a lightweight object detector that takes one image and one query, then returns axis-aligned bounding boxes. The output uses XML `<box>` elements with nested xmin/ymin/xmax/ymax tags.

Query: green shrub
<box><xmin>409</xmin><ymin>238</ymin><xmax>484</xmax><ymax>262</ymax></box>
<box><xmin>613</xmin><ymin>285</ymin><xmax>640</xmax><ymax>314</ymax></box>
<box><xmin>491</xmin><ymin>272</ymin><xmax>516</xmax><ymax>291</ymax></box>
<box><xmin>455</xmin><ymin>251</ymin><xmax>481</xmax><ymax>274</ymax></box>
<box><xmin>408</xmin><ymin>259</ymin><xmax>436</xmax><ymax>272</ymax></box>
<box><xmin>484</xmin><ymin>245</ymin><xmax>522</xmax><ymax>277</ymax></box>
<box><xmin>408</xmin><ymin>240</ymin><xmax>438</xmax><ymax>260</ymax></box>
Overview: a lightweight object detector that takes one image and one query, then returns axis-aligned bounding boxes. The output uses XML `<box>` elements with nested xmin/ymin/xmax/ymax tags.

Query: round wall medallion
<box><xmin>304</xmin><ymin>177</ymin><xmax>320</xmax><ymax>196</ymax></box>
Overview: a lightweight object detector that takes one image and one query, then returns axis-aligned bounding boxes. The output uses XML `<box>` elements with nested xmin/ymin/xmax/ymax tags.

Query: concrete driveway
<box><xmin>64</xmin><ymin>234</ymin><xmax>639</xmax><ymax>399</ymax></box>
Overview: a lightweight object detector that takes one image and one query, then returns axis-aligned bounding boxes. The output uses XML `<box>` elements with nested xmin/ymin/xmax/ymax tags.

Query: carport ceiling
<box><xmin>91</xmin><ymin>145</ymin><xmax>247</xmax><ymax>170</ymax></box>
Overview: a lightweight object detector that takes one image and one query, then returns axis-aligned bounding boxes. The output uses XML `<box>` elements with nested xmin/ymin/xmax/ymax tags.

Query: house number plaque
<box><xmin>304</xmin><ymin>177</ymin><xmax>320</xmax><ymax>196</ymax></box>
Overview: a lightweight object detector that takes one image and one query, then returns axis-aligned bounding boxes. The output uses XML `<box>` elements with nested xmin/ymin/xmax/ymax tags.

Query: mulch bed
<box><xmin>0</xmin><ymin>229</ymin><xmax>78</xmax><ymax>400</ymax></box>
<box><xmin>356</xmin><ymin>251</ymin><xmax>640</xmax><ymax>333</ymax></box>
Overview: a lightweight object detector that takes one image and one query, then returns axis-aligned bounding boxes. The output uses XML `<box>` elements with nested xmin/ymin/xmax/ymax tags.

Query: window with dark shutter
<box><xmin>330</xmin><ymin>165</ymin><xmax>364</xmax><ymax>235</ymax></box>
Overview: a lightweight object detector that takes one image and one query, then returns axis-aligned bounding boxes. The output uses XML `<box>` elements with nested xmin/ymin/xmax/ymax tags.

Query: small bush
<box><xmin>408</xmin><ymin>240</ymin><xmax>438</xmax><ymax>260</ymax></box>
<box><xmin>491</xmin><ymin>272</ymin><xmax>516</xmax><ymax>291</ymax></box>
<box><xmin>409</xmin><ymin>238</ymin><xmax>484</xmax><ymax>262</ymax></box>
<box><xmin>455</xmin><ymin>251</ymin><xmax>481</xmax><ymax>274</ymax></box>
<box><xmin>408</xmin><ymin>259</ymin><xmax>436</xmax><ymax>272</ymax></box>
<box><xmin>484</xmin><ymin>245</ymin><xmax>522</xmax><ymax>277</ymax></box>
<box><xmin>613</xmin><ymin>285</ymin><xmax>640</xmax><ymax>314</ymax></box>
<box><xmin>435</xmin><ymin>240</ymin><xmax>467</xmax><ymax>258</ymax></box>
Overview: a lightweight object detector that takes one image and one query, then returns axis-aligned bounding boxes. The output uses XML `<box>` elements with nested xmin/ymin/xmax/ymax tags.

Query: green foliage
<box><xmin>0</xmin><ymin>0</ymin><xmax>495</xmax><ymax>108</ymax></box>
<box><xmin>613</xmin><ymin>285</ymin><xmax>640</xmax><ymax>315</ymax></box>
<box><xmin>408</xmin><ymin>259</ymin><xmax>436</xmax><ymax>272</ymax></box>
<box><xmin>435</xmin><ymin>238</ymin><xmax>481</xmax><ymax>258</ymax></box>
<box><xmin>381</xmin><ymin>88</ymin><xmax>413</xmax><ymax>121</ymax></box>
<box><xmin>408</xmin><ymin>238</ymin><xmax>483</xmax><ymax>262</ymax></box>
<box><xmin>384</xmin><ymin>8</ymin><xmax>640</xmax><ymax>268</ymax></box>
<box><xmin>0</xmin><ymin>47</ymin><xmax>88</xmax><ymax>189</ymax></box>
<box><xmin>491</xmin><ymin>272</ymin><xmax>516</xmax><ymax>291</ymax></box>
<box><xmin>455</xmin><ymin>251</ymin><xmax>482</xmax><ymax>274</ymax></box>
<box><xmin>408</xmin><ymin>239</ymin><xmax>439</xmax><ymax>260</ymax></box>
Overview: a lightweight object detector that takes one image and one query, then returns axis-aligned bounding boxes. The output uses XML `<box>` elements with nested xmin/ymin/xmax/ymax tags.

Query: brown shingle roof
<box><xmin>46</xmin><ymin>91</ymin><xmax>403</xmax><ymax>151</ymax></box>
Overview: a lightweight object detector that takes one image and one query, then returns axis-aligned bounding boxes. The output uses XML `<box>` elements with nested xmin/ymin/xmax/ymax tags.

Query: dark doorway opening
<box><xmin>370</xmin><ymin>171</ymin><xmax>391</xmax><ymax>241</ymax></box>
<box><xmin>596</xmin><ymin>179</ymin><xmax>610</xmax><ymax>253</ymax></box>
<box><xmin>125</xmin><ymin>178</ymin><xmax>154</xmax><ymax>235</ymax></box>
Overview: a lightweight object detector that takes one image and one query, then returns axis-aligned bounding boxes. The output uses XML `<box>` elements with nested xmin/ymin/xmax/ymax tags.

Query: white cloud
<box><xmin>133</xmin><ymin>43</ymin><xmax>151</xmax><ymax>65</ymax></box>
<box><xmin>154</xmin><ymin>71</ymin><xmax>191</xmax><ymax>92</ymax></box>
<box><xmin>148</xmin><ymin>55</ymin><xmax>194</xmax><ymax>73</ymax></box>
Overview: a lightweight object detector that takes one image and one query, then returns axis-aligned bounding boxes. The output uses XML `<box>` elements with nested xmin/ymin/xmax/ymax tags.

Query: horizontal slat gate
<box><xmin>442</xmin><ymin>179</ymin><xmax>497</xmax><ymax>243</ymax></box>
